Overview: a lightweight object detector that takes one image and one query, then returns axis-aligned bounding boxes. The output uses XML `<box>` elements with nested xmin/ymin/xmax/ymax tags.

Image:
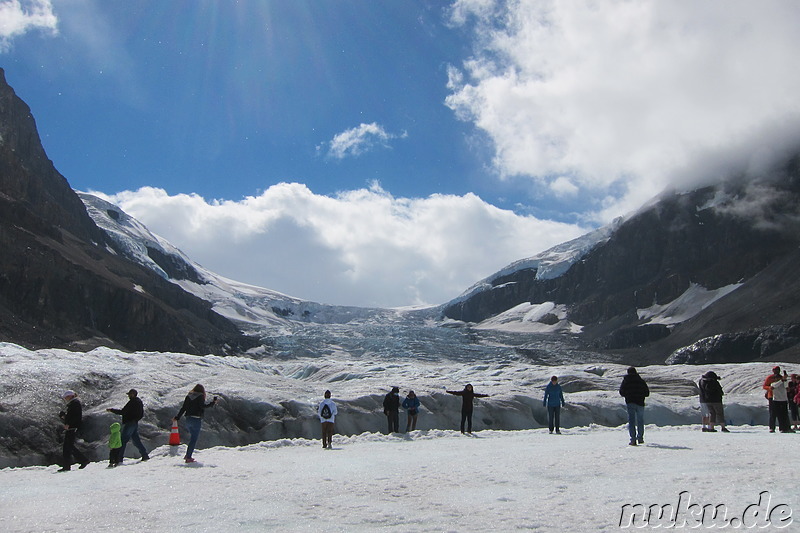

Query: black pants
<box><xmin>460</xmin><ymin>409</ymin><xmax>473</xmax><ymax>433</ymax></box>
<box><xmin>769</xmin><ymin>400</ymin><xmax>792</xmax><ymax>432</ymax></box>
<box><xmin>109</xmin><ymin>447</ymin><xmax>122</xmax><ymax>466</ymax></box>
<box><xmin>63</xmin><ymin>429</ymin><xmax>89</xmax><ymax>468</ymax></box>
<box><xmin>386</xmin><ymin>411</ymin><xmax>399</xmax><ymax>433</ymax></box>
<box><xmin>547</xmin><ymin>406</ymin><xmax>561</xmax><ymax>432</ymax></box>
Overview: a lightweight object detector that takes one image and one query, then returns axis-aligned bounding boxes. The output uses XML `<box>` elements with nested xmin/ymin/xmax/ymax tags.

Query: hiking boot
<box><xmin>629</xmin><ymin>440</ymin><xmax>637</xmax><ymax>446</ymax></box>
<box><xmin>638</xmin><ymin>438</ymin><xmax>644</xmax><ymax>444</ymax></box>
<box><xmin>720</xmin><ymin>427</ymin><xmax>730</xmax><ymax>433</ymax></box>
<box><xmin>79</xmin><ymin>462</ymin><xmax>89</xmax><ymax>469</ymax></box>
<box><xmin>141</xmin><ymin>455</ymin><xmax>150</xmax><ymax>461</ymax></box>
<box><xmin>707</xmin><ymin>429</ymin><xmax>717</xmax><ymax>433</ymax></box>
<box><xmin>56</xmin><ymin>466</ymin><xmax>71</xmax><ymax>472</ymax></box>
<box><xmin>184</xmin><ymin>457</ymin><xmax>196</xmax><ymax>463</ymax></box>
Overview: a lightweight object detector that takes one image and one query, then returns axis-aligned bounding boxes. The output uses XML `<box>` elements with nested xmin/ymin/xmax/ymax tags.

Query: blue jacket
<box><xmin>543</xmin><ymin>383</ymin><xmax>565</xmax><ymax>407</ymax></box>
<box><xmin>402</xmin><ymin>396</ymin><xmax>420</xmax><ymax>415</ymax></box>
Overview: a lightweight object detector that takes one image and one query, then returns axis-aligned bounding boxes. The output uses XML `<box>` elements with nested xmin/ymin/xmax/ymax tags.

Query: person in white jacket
<box><xmin>318</xmin><ymin>390</ymin><xmax>338</xmax><ymax>449</ymax></box>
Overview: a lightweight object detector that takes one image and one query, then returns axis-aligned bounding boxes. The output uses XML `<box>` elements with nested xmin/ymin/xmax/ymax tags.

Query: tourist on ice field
<box><xmin>446</xmin><ymin>384</ymin><xmax>489</xmax><ymax>434</ymax></box>
<box><xmin>106</xmin><ymin>388</ymin><xmax>150</xmax><ymax>462</ymax></box>
<box><xmin>788</xmin><ymin>374</ymin><xmax>800</xmax><ymax>430</ymax></box>
<box><xmin>543</xmin><ymin>376</ymin><xmax>565</xmax><ymax>434</ymax></box>
<box><xmin>402</xmin><ymin>390</ymin><xmax>421</xmax><ymax>432</ymax></box>
<box><xmin>173</xmin><ymin>384</ymin><xmax>218</xmax><ymax>463</ymax></box>
<box><xmin>698</xmin><ymin>371</ymin><xmax>729</xmax><ymax>433</ymax></box>
<box><xmin>318</xmin><ymin>390</ymin><xmax>338</xmax><ymax>449</ymax></box>
<box><xmin>763</xmin><ymin>367</ymin><xmax>794</xmax><ymax>433</ymax></box>
<box><xmin>108</xmin><ymin>422</ymin><xmax>122</xmax><ymax>467</ymax></box>
<box><xmin>383</xmin><ymin>386</ymin><xmax>401</xmax><ymax>434</ymax></box>
<box><xmin>57</xmin><ymin>390</ymin><xmax>90</xmax><ymax>472</ymax></box>
<box><xmin>619</xmin><ymin>367</ymin><xmax>649</xmax><ymax>446</ymax></box>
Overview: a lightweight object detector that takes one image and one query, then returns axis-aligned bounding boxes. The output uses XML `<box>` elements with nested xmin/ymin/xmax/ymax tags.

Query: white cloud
<box><xmin>446</xmin><ymin>0</ymin><xmax>800</xmax><ymax>223</ymax></box>
<box><xmin>97</xmin><ymin>184</ymin><xmax>587</xmax><ymax>308</ymax></box>
<box><xmin>0</xmin><ymin>0</ymin><xmax>57</xmax><ymax>51</ymax></box>
<box><xmin>325</xmin><ymin>122</ymin><xmax>405</xmax><ymax>160</ymax></box>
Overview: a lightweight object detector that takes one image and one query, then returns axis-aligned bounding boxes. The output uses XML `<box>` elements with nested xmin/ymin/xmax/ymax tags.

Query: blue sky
<box><xmin>3</xmin><ymin>1</ymin><xmax>800</xmax><ymax>307</ymax></box>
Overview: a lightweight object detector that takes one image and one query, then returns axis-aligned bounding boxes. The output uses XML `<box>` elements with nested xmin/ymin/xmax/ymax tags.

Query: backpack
<box><xmin>321</xmin><ymin>403</ymin><xmax>332</xmax><ymax>420</ymax></box>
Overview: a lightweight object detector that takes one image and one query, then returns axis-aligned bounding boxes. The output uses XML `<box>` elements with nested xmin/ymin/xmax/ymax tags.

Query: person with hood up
<box><xmin>318</xmin><ymin>390</ymin><xmax>338</xmax><ymax>449</ymax></box>
<box><xmin>619</xmin><ymin>367</ymin><xmax>649</xmax><ymax>446</ymax></box>
<box><xmin>172</xmin><ymin>384</ymin><xmax>218</xmax><ymax>463</ymax></box>
<box><xmin>108</xmin><ymin>422</ymin><xmax>122</xmax><ymax>467</ymax></box>
<box><xmin>543</xmin><ymin>376</ymin><xmax>566</xmax><ymax>434</ymax></box>
<box><xmin>698</xmin><ymin>371</ymin><xmax>729</xmax><ymax>433</ymax></box>
<box><xmin>57</xmin><ymin>390</ymin><xmax>90</xmax><ymax>472</ymax></box>
<box><xmin>106</xmin><ymin>389</ymin><xmax>149</xmax><ymax>462</ymax></box>
<box><xmin>383</xmin><ymin>386</ymin><xmax>401</xmax><ymax>434</ymax></box>
<box><xmin>402</xmin><ymin>390</ymin><xmax>421</xmax><ymax>432</ymax></box>
<box><xmin>763</xmin><ymin>366</ymin><xmax>794</xmax><ymax>433</ymax></box>
<box><xmin>446</xmin><ymin>384</ymin><xmax>489</xmax><ymax>434</ymax></box>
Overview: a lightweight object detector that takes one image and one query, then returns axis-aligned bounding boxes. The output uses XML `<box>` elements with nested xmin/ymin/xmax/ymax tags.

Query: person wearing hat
<box><xmin>106</xmin><ymin>389</ymin><xmax>150</xmax><ymax>462</ymax></box>
<box><xmin>57</xmin><ymin>390</ymin><xmax>90</xmax><ymax>472</ymax></box>
<box><xmin>619</xmin><ymin>367</ymin><xmax>649</xmax><ymax>446</ymax></box>
<box><xmin>763</xmin><ymin>366</ymin><xmax>794</xmax><ymax>433</ymax></box>
<box><xmin>383</xmin><ymin>386</ymin><xmax>401</xmax><ymax>434</ymax></box>
<box><xmin>698</xmin><ymin>371</ymin><xmax>729</xmax><ymax>433</ymax></box>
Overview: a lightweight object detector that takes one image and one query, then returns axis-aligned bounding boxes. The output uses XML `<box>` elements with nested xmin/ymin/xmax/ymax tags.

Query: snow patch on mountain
<box><xmin>638</xmin><ymin>283</ymin><xmax>743</xmax><ymax>326</ymax></box>
<box><xmin>473</xmin><ymin>302</ymin><xmax>582</xmax><ymax>333</ymax></box>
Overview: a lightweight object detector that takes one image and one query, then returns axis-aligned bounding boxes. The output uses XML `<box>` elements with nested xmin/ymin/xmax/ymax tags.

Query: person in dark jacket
<box><xmin>446</xmin><ymin>384</ymin><xmax>489</xmax><ymax>434</ymax></box>
<box><xmin>698</xmin><ymin>371</ymin><xmax>729</xmax><ymax>433</ymax></box>
<box><xmin>106</xmin><ymin>389</ymin><xmax>150</xmax><ymax>462</ymax></box>
<box><xmin>543</xmin><ymin>376</ymin><xmax>566</xmax><ymax>434</ymax></box>
<box><xmin>172</xmin><ymin>384</ymin><xmax>218</xmax><ymax>463</ymax></box>
<box><xmin>402</xmin><ymin>390</ymin><xmax>421</xmax><ymax>432</ymax></box>
<box><xmin>383</xmin><ymin>387</ymin><xmax>401</xmax><ymax>433</ymax></box>
<box><xmin>57</xmin><ymin>390</ymin><xmax>90</xmax><ymax>472</ymax></box>
<box><xmin>619</xmin><ymin>367</ymin><xmax>649</xmax><ymax>446</ymax></box>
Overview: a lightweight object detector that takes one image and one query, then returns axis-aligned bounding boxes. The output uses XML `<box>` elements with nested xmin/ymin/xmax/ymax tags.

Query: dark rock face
<box><xmin>443</xmin><ymin>154</ymin><xmax>800</xmax><ymax>362</ymax></box>
<box><xmin>666</xmin><ymin>324</ymin><xmax>800</xmax><ymax>365</ymax></box>
<box><xmin>0</xmin><ymin>68</ymin><xmax>255</xmax><ymax>354</ymax></box>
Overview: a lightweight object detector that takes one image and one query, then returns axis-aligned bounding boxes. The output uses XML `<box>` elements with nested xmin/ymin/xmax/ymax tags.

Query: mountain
<box><xmin>443</xmin><ymin>157</ymin><xmax>800</xmax><ymax>364</ymax></box>
<box><xmin>0</xmin><ymin>68</ymin><xmax>255</xmax><ymax>354</ymax></box>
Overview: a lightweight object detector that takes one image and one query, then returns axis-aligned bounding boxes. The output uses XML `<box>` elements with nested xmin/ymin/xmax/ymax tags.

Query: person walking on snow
<box><xmin>446</xmin><ymin>384</ymin><xmax>489</xmax><ymax>434</ymax></box>
<box><xmin>106</xmin><ymin>389</ymin><xmax>149</xmax><ymax>462</ymax></box>
<box><xmin>619</xmin><ymin>367</ymin><xmax>649</xmax><ymax>446</ymax></box>
<box><xmin>318</xmin><ymin>390</ymin><xmax>338</xmax><ymax>449</ymax></box>
<box><xmin>108</xmin><ymin>422</ymin><xmax>122</xmax><ymax>467</ymax></box>
<box><xmin>402</xmin><ymin>390</ymin><xmax>421</xmax><ymax>432</ymax></box>
<box><xmin>383</xmin><ymin>386</ymin><xmax>401</xmax><ymax>434</ymax></box>
<box><xmin>173</xmin><ymin>384</ymin><xmax>218</xmax><ymax>463</ymax></box>
<box><xmin>543</xmin><ymin>376</ymin><xmax>565</xmax><ymax>434</ymax></box>
<box><xmin>763</xmin><ymin>367</ymin><xmax>793</xmax><ymax>433</ymax></box>
<box><xmin>57</xmin><ymin>390</ymin><xmax>90</xmax><ymax>472</ymax></box>
<box><xmin>698</xmin><ymin>371</ymin><xmax>729</xmax><ymax>433</ymax></box>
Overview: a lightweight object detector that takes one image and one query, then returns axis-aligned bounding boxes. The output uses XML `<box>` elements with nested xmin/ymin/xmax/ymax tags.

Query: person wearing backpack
<box><xmin>318</xmin><ymin>390</ymin><xmax>338</xmax><ymax>449</ymax></box>
<box><xmin>402</xmin><ymin>390</ymin><xmax>421</xmax><ymax>432</ymax></box>
<box><xmin>106</xmin><ymin>389</ymin><xmax>150</xmax><ymax>462</ymax></box>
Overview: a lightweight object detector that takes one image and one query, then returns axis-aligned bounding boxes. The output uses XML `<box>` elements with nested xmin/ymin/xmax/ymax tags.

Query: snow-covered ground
<box><xmin>2</xmin><ymin>425</ymin><xmax>797</xmax><ymax>531</ymax></box>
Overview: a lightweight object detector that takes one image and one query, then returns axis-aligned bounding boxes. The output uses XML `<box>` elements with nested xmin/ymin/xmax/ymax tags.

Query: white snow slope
<box><xmin>2</xmin><ymin>426</ymin><xmax>796</xmax><ymax>531</ymax></box>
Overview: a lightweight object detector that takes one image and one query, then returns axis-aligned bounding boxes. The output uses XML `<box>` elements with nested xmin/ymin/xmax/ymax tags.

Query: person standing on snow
<box><xmin>543</xmin><ymin>376</ymin><xmax>565</xmax><ymax>434</ymax></box>
<box><xmin>172</xmin><ymin>384</ymin><xmax>218</xmax><ymax>463</ymax></box>
<box><xmin>619</xmin><ymin>367</ymin><xmax>649</xmax><ymax>446</ymax></box>
<box><xmin>106</xmin><ymin>389</ymin><xmax>150</xmax><ymax>462</ymax></box>
<box><xmin>698</xmin><ymin>371</ymin><xmax>728</xmax><ymax>433</ymax></box>
<box><xmin>108</xmin><ymin>422</ymin><xmax>123</xmax><ymax>467</ymax></box>
<box><xmin>446</xmin><ymin>384</ymin><xmax>489</xmax><ymax>434</ymax></box>
<box><xmin>788</xmin><ymin>374</ymin><xmax>800</xmax><ymax>431</ymax></box>
<box><xmin>402</xmin><ymin>390</ymin><xmax>421</xmax><ymax>432</ymax></box>
<box><xmin>318</xmin><ymin>390</ymin><xmax>338</xmax><ymax>449</ymax></box>
<box><xmin>383</xmin><ymin>386</ymin><xmax>401</xmax><ymax>434</ymax></box>
<box><xmin>763</xmin><ymin>367</ymin><xmax>793</xmax><ymax>433</ymax></box>
<box><xmin>57</xmin><ymin>390</ymin><xmax>90</xmax><ymax>472</ymax></box>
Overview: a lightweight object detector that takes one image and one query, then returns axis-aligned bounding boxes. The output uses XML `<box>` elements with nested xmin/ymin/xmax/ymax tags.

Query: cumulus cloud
<box><xmin>94</xmin><ymin>183</ymin><xmax>586</xmax><ymax>308</ymax></box>
<box><xmin>0</xmin><ymin>0</ymin><xmax>57</xmax><ymax>51</ymax></box>
<box><xmin>446</xmin><ymin>0</ymin><xmax>800</xmax><ymax>222</ymax></box>
<box><xmin>324</xmin><ymin>122</ymin><xmax>406</xmax><ymax>160</ymax></box>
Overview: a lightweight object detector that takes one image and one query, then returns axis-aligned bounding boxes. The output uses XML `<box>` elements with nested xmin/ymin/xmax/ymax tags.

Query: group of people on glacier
<box><xmin>54</xmin><ymin>365</ymin><xmax>800</xmax><ymax>470</ymax></box>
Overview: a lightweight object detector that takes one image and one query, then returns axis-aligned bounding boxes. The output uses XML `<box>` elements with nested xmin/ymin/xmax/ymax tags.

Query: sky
<box><xmin>3</xmin><ymin>0</ymin><xmax>800</xmax><ymax>307</ymax></box>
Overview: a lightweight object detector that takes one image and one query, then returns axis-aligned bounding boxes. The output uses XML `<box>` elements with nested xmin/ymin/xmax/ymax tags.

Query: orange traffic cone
<box><xmin>169</xmin><ymin>421</ymin><xmax>180</xmax><ymax>446</ymax></box>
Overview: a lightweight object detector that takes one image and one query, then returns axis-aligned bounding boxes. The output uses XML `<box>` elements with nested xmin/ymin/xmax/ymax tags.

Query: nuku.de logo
<box><xmin>619</xmin><ymin>491</ymin><xmax>792</xmax><ymax>529</ymax></box>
